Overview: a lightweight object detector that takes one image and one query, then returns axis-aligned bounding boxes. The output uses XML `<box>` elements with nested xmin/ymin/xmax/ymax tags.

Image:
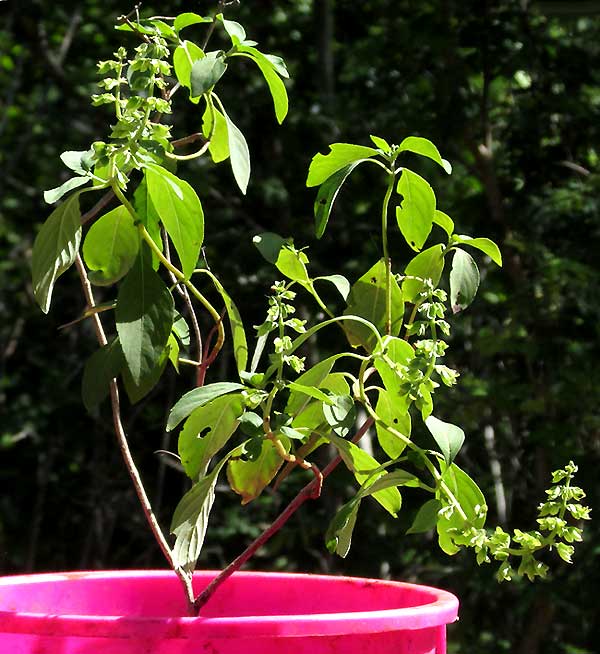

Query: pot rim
<box><xmin>0</xmin><ymin>570</ymin><xmax>459</xmax><ymax>639</ymax></box>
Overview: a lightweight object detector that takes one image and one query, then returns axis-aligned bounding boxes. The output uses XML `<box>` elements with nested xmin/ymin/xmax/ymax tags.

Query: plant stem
<box><xmin>193</xmin><ymin>417</ymin><xmax>374</xmax><ymax>613</ymax></box>
<box><xmin>74</xmin><ymin>255</ymin><xmax>197</xmax><ymax>612</ymax></box>
<box><xmin>381</xmin><ymin>171</ymin><xmax>395</xmax><ymax>335</ymax></box>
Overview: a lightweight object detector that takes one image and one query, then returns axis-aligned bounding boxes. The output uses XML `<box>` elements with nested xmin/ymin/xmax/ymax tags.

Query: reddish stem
<box><xmin>193</xmin><ymin>417</ymin><xmax>374</xmax><ymax>613</ymax></box>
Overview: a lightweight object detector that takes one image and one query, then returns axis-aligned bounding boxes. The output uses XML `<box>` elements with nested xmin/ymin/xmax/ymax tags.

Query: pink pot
<box><xmin>0</xmin><ymin>570</ymin><xmax>458</xmax><ymax>653</ymax></box>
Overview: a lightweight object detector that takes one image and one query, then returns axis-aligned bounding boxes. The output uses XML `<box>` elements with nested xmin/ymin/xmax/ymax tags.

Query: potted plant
<box><xmin>1</xmin><ymin>3</ymin><xmax>590</xmax><ymax>653</ymax></box>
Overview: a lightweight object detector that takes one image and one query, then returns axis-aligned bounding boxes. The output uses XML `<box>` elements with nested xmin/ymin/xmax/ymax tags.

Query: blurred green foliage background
<box><xmin>1</xmin><ymin>0</ymin><xmax>599</xmax><ymax>651</ymax></box>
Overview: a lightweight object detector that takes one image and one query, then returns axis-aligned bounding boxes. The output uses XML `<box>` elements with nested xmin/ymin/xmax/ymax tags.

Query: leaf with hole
<box><xmin>179</xmin><ymin>393</ymin><xmax>245</xmax><ymax>479</ymax></box>
<box><xmin>306</xmin><ymin>143</ymin><xmax>379</xmax><ymax>187</ymax></box>
<box><xmin>375</xmin><ymin>389</ymin><xmax>412</xmax><ymax>458</ymax></box>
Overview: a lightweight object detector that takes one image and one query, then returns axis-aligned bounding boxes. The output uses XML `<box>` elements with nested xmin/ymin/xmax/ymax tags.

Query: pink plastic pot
<box><xmin>0</xmin><ymin>570</ymin><xmax>458</xmax><ymax>653</ymax></box>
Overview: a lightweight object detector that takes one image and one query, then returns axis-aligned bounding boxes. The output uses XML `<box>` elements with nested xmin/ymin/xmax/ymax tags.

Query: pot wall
<box><xmin>0</xmin><ymin>570</ymin><xmax>459</xmax><ymax>654</ymax></box>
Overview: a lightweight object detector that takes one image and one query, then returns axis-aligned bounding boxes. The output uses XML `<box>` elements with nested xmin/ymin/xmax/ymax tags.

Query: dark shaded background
<box><xmin>1</xmin><ymin>1</ymin><xmax>599</xmax><ymax>652</ymax></box>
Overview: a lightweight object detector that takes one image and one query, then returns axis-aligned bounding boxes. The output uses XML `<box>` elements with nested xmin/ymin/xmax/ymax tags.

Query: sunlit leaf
<box><xmin>425</xmin><ymin>415</ymin><xmax>465</xmax><ymax>466</ymax></box>
<box><xmin>306</xmin><ymin>143</ymin><xmax>378</xmax><ymax>187</ymax></box>
<box><xmin>167</xmin><ymin>382</ymin><xmax>246</xmax><ymax>431</ymax></box>
<box><xmin>398</xmin><ymin>136</ymin><xmax>452</xmax><ymax>174</ymax></box>
<box><xmin>449</xmin><ymin>248</ymin><xmax>480</xmax><ymax>313</ymax></box>
<box><xmin>396</xmin><ymin>168</ymin><xmax>436</xmax><ymax>252</ymax></box>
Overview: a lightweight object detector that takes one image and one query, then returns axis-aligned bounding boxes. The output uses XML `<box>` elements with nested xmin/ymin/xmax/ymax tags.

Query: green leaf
<box><xmin>32</xmin><ymin>192</ymin><xmax>82</xmax><ymax>313</ymax></box>
<box><xmin>190</xmin><ymin>51</ymin><xmax>227</xmax><ymax>97</ymax></box>
<box><xmin>227</xmin><ymin>438</ymin><xmax>286</xmax><ymax>504</ymax></box>
<box><xmin>285</xmin><ymin>354</ymin><xmax>343</xmax><ymax>415</ymax></box>
<box><xmin>287</xmin><ymin>382</ymin><xmax>335</xmax><ymax>406</ymax></box>
<box><xmin>82</xmin><ymin>206</ymin><xmax>139</xmax><ymax>286</ymax></box>
<box><xmin>215</xmin><ymin>96</ymin><xmax>250</xmax><ymax>194</ymax></box>
<box><xmin>253</xmin><ymin>233</ymin><xmax>309</xmax><ymax>282</ymax></box>
<box><xmin>167</xmin><ymin>382</ymin><xmax>246</xmax><ymax>431</ymax></box>
<box><xmin>173</xmin><ymin>41</ymin><xmax>204</xmax><ymax>100</ymax></box>
<box><xmin>172</xmin><ymin>311</ymin><xmax>190</xmax><ymax>346</ymax></box>
<box><xmin>449</xmin><ymin>248</ymin><xmax>480</xmax><ymax>313</ymax></box>
<box><xmin>81</xmin><ymin>339</ymin><xmax>124</xmax><ymax>412</ymax></box>
<box><xmin>201</xmin><ymin>270</ymin><xmax>248</xmax><ymax>374</ymax></box>
<box><xmin>133</xmin><ymin>178</ymin><xmax>162</xmax><ymax>270</ymax></box>
<box><xmin>370</xmin><ymin>135</ymin><xmax>391</xmax><ymax>151</ymax></box>
<box><xmin>235</xmin><ymin>46</ymin><xmax>288</xmax><ymax>124</ymax></box>
<box><xmin>314</xmin><ymin>274</ymin><xmax>351</xmax><ymax>301</ymax></box>
<box><xmin>375</xmin><ymin>389</ymin><xmax>411</xmax><ymax>458</ymax></box>
<box><xmin>361</xmin><ymin>470</ymin><xmax>418</xmax><ymax>496</ymax></box>
<box><xmin>425</xmin><ymin>415</ymin><xmax>465</xmax><ymax>466</ymax></box>
<box><xmin>452</xmin><ymin>235</ymin><xmax>502</xmax><ymax>266</ymax></box>
<box><xmin>179</xmin><ymin>393</ymin><xmax>244</xmax><ymax>479</ymax></box>
<box><xmin>402</xmin><ymin>244</ymin><xmax>445</xmax><ymax>303</ymax></box>
<box><xmin>343</xmin><ymin>259</ymin><xmax>403</xmax><ymax>352</ymax></box>
<box><xmin>407</xmin><ymin>499</ymin><xmax>442</xmax><ymax>534</ymax></box>
<box><xmin>329</xmin><ymin>434</ymin><xmax>402</xmax><ymax>516</ymax></box>
<box><xmin>44</xmin><ymin>176</ymin><xmax>89</xmax><ymax>204</ymax></box>
<box><xmin>396</xmin><ymin>169</ymin><xmax>436</xmax><ymax>252</ymax></box>
<box><xmin>167</xmin><ymin>333</ymin><xmax>180</xmax><ymax>371</ymax></box>
<box><xmin>398</xmin><ymin>136</ymin><xmax>452</xmax><ymax>174</ymax></box>
<box><xmin>220</xmin><ymin>17</ymin><xmax>246</xmax><ymax>43</ymax></box>
<box><xmin>170</xmin><ymin>456</ymin><xmax>229</xmax><ymax>573</ymax></box>
<box><xmin>306</xmin><ymin>143</ymin><xmax>379</xmax><ymax>187</ymax></box>
<box><xmin>122</xmin><ymin>343</ymin><xmax>169</xmax><ymax>404</ymax></box>
<box><xmin>323</xmin><ymin>394</ymin><xmax>356</xmax><ymax>437</ymax></box>
<box><xmin>436</xmin><ymin>464</ymin><xmax>487</xmax><ymax>555</ymax></box>
<box><xmin>174</xmin><ymin>12</ymin><xmax>212</xmax><ymax>33</ymax></box>
<box><xmin>264</xmin><ymin>54</ymin><xmax>289</xmax><ymax>78</ymax></box>
<box><xmin>325</xmin><ymin>498</ymin><xmax>361</xmax><ymax>557</ymax></box>
<box><xmin>202</xmin><ymin>104</ymin><xmax>230</xmax><ymax>163</ymax></box>
<box><xmin>115</xmin><ymin>245</ymin><xmax>174</xmax><ymax>386</ymax></box>
<box><xmin>313</xmin><ymin>163</ymin><xmax>361</xmax><ymax>238</ymax></box>
<box><xmin>60</xmin><ymin>149</ymin><xmax>95</xmax><ymax>175</ymax></box>
<box><xmin>144</xmin><ymin>164</ymin><xmax>204</xmax><ymax>280</ymax></box>
<box><xmin>433</xmin><ymin>210</ymin><xmax>454</xmax><ymax>236</ymax></box>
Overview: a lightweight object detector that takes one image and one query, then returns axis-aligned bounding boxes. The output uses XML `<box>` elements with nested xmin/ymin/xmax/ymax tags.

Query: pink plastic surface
<box><xmin>0</xmin><ymin>570</ymin><xmax>459</xmax><ymax>653</ymax></box>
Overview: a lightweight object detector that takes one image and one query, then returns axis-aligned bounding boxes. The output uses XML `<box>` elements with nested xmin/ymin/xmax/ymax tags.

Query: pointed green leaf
<box><xmin>220</xmin><ymin>17</ymin><xmax>246</xmax><ymax>43</ymax></box>
<box><xmin>313</xmin><ymin>162</ymin><xmax>361</xmax><ymax>238</ymax></box>
<box><xmin>190</xmin><ymin>51</ymin><xmax>227</xmax><ymax>97</ymax></box>
<box><xmin>433</xmin><ymin>210</ymin><xmax>454</xmax><ymax>236</ymax></box>
<box><xmin>44</xmin><ymin>176</ymin><xmax>89</xmax><ymax>204</ymax></box>
<box><xmin>398</xmin><ymin>136</ymin><xmax>452</xmax><ymax>174</ymax></box>
<box><xmin>329</xmin><ymin>434</ymin><xmax>402</xmax><ymax>516</ymax></box>
<box><xmin>202</xmin><ymin>104</ymin><xmax>230</xmax><ymax>163</ymax></box>
<box><xmin>174</xmin><ymin>12</ymin><xmax>212</xmax><ymax>33</ymax></box>
<box><xmin>227</xmin><ymin>438</ymin><xmax>286</xmax><ymax>504</ymax></box>
<box><xmin>436</xmin><ymin>464</ymin><xmax>487</xmax><ymax>555</ymax></box>
<box><xmin>32</xmin><ymin>192</ymin><xmax>82</xmax><ymax>313</ymax></box>
<box><xmin>306</xmin><ymin>143</ymin><xmax>379</xmax><ymax>188</ymax></box>
<box><xmin>361</xmin><ymin>470</ymin><xmax>418</xmax><ymax>496</ymax></box>
<box><xmin>314</xmin><ymin>274</ymin><xmax>350</xmax><ymax>301</ymax></box>
<box><xmin>264</xmin><ymin>54</ymin><xmax>289</xmax><ymax>78</ymax></box>
<box><xmin>325</xmin><ymin>498</ymin><xmax>361</xmax><ymax>557</ymax></box>
<box><xmin>425</xmin><ymin>415</ymin><xmax>465</xmax><ymax>466</ymax></box>
<box><xmin>179</xmin><ymin>393</ymin><xmax>244</xmax><ymax>479</ymax></box>
<box><xmin>449</xmin><ymin>248</ymin><xmax>480</xmax><ymax>313</ymax></box>
<box><xmin>323</xmin><ymin>394</ymin><xmax>356</xmax><ymax>437</ymax></box>
<box><xmin>235</xmin><ymin>46</ymin><xmax>288</xmax><ymax>123</ymax></box>
<box><xmin>173</xmin><ymin>40</ymin><xmax>204</xmax><ymax>100</ymax></box>
<box><xmin>215</xmin><ymin>96</ymin><xmax>250</xmax><ymax>194</ymax></box>
<box><xmin>115</xmin><ymin>245</ymin><xmax>174</xmax><ymax>386</ymax></box>
<box><xmin>122</xmin><ymin>343</ymin><xmax>169</xmax><ymax>404</ymax></box>
<box><xmin>133</xmin><ymin>178</ymin><xmax>162</xmax><ymax>269</ymax></box>
<box><xmin>370</xmin><ymin>135</ymin><xmax>391</xmax><ymax>151</ymax></box>
<box><xmin>82</xmin><ymin>205</ymin><xmax>139</xmax><ymax>286</ymax></box>
<box><xmin>343</xmin><ymin>259</ymin><xmax>403</xmax><ymax>351</ymax></box>
<box><xmin>145</xmin><ymin>164</ymin><xmax>204</xmax><ymax>279</ymax></box>
<box><xmin>60</xmin><ymin>149</ymin><xmax>95</xmax><ymax>175</ymax></box>
<box><xmin>452</xmin><ymin>235</ymin><xmax>502</xmax><ymax>266</ymax></box>
<box><xmin>170</xmin><ymin>456</ymin><xmax>229</xmax><ymax>573</ymax></box>
<box><xmin>396</xmin><ymin>168</ymin><xmax>436</xmax><ymax>252</ymax></box>
<box><xmin>81</xmin><ymin>339</ymin><xmax>124</xmax><ymax>412</ymax></box>
<box><xmin>402</xmin><ymin>244</ymin><xmax>445</xmax><ymax>303</ymax></box>
<box><xmin>252</xmin><ymin>233</ymin><xmax>309</xmax><ymax>282</ymax></box>
<box><xmin>285</xmin><ymin>354</ymin><xmax>343</xmax><ymax>415</ymax></box>
<box><xmin>407</xmin><ymin>499</ymin><xmax>442</xmax><ymax>534</ymax></box>
<box><xmin>167</xmin><ymin>382</ymin><xmax>246</xmax><ymax>431</ymax></box>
